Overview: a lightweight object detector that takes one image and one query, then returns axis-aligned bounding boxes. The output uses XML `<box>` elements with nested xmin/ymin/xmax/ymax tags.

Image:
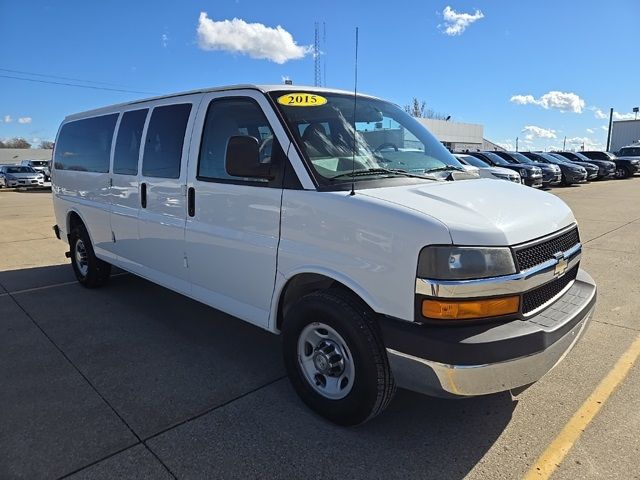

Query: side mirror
<box><xmin>225</xmin><ymin>135</ymin><xmax>273</xmax><ymax>180</ymax></box>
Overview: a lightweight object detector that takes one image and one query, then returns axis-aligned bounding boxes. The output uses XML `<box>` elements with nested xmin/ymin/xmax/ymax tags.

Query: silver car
<box><xmin>455</xmin><ymin>154</ymin><xmax>522</xmax><ymax>183</ymax></box>
<box><xmin>0</xmin><ymin>165</ymin><xmax>46</xmax><ymax>188</ymax></box>
<box><xmin>20</xmin><ymin>159</ymin><xmax>52</xmax><ymax>180</ymax></box>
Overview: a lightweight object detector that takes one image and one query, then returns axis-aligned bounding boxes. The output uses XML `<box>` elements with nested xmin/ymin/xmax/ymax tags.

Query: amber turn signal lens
<box><xmin>422</xmin><ymin>296</ymin><xmax>520</xmax><ymax>320</ymax></box>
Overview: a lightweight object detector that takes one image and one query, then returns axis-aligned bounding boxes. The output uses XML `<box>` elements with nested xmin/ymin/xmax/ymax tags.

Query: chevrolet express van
<box><xmin>52</xmin><ymin>85</ymin><xmax>597</xmax><ymax>425</ymax></box>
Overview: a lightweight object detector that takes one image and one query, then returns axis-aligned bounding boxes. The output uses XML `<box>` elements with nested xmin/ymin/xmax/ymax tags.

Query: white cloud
<box><xmin>497</xmin><ymin>141</ymin><xmax>514</xmax><ymax>151</ymax></box>
<box><xmin>18</xmin><ymin>117</ymin><xmax>32</xmax><ymax>124</ymax></box>
<box><xmin>522</xmin><ymin>125</ymin><xmax>557</xmax><ymax>139</ymax></box>
<box><xmin>510</xmin><ymin>91</ymin><xmax>585</xmax><ymax>113</ymax></box>
<box><xmin>601</xmin><ymin>125</ymin><xmax>608</xmax><ymax>131</ymax></box>
<box><xmin>592</xmin><ymin>107</ymin><xmax>636</xmax><ymax>121</ymax></box>
<box><xmin>3</xmin><ymin>115</ymin><xmax>12</xmax><ymax>123</ymax></box>
<box><xmin>439</xmin><ymin>6</ymin><xmax>484</xmax><ymax>36</ymax></box>
<box><xmin>586</xmin><ymin>128</ymin><xmax>594</xmax><ymax>134</ymax></box>
<box><xmin>592</xmin><ymin>108</ymin><xmax>608</xmax><ymax>119</ymax></box>
<box><xmin>566</xmin><ymin>136</ymin><xmax>602</xmax><ymax>149</ymax></box>
<box><xmin>161</xmin><ymin>33</ymin><xmax>169</xmax><ymax>48</ymax></box>
<box><xmin>196</xmin><ymin>12</ymin><xmax>311</xmax><ymax>64</ymax></box>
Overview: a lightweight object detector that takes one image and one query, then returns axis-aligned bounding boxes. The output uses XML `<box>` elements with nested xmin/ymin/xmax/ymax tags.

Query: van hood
<box><xmin>360</xmin><ymin>179</ymin><xmax>576</xmax><ymax>245</ymax></box>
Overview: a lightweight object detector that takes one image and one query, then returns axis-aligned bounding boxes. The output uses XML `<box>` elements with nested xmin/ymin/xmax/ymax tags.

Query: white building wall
<box><xmin>610</xmin><ymin>120</ymin><xmax>640</xmax><ymax>152</ymax></box>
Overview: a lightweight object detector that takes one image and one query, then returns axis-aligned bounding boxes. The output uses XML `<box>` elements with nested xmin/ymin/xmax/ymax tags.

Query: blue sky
<box><xmin>1</xmin><ymin>0</ymin><xmax>638</xmax><ymax>151</ymax></box>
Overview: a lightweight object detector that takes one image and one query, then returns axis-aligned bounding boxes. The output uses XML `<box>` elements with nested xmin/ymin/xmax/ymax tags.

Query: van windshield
<box><xmin>269</xmin><ymin>91</ymin><xmax>461</xmax><ymax>185</ymax></box>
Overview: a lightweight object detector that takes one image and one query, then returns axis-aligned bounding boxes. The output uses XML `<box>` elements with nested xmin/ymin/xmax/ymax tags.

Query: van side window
<box><xmin>114</xmin><ymin>109</ymin><xmax>148</xmax><ymax>175</ymax></box>
<box><xmin>142</xmin><ymin>103</ymin><xmax>192</xmax><ymax>179</ymax></box>
<box><xmin>54</xmin><ymin>114</ymin><xmax>118</xmax><ymax>172</ymax></box>
<box><xmin>198</xmin><ymin>98</ymin><xmax>278</xmax><ymax>182</ymax></box>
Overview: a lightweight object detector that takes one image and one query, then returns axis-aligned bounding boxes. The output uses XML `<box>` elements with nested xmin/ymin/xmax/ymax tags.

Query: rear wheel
<box><xmin>282</xmin><ymin>289</ymin><xmax>396</xmax><ymax>426</ymax></box>
<box><xmin>69</xmin><ymin>224</ymin><xmax>111</xmax><ymax>288</ymax></box>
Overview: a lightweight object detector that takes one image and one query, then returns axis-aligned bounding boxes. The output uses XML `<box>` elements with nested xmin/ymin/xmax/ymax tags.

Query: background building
<box><xmin>610</xmin><ymin>119</ymin><xmax>640</xmax><ymax>153</ymax></box>
<box><xmin>0</xmin><ymin>148</ymin><xmax>52</xmax><ymax>165</ymax></box>
<box><xmin>415</xmin><ymin>118</ymin><xmax>504</xmax><ymax>152</ymax></box>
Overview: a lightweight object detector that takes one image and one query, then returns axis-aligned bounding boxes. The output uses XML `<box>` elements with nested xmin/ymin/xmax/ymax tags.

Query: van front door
<box><xmin>185</xmin><ymin>91</ymin><xmax>288</xmax><ymax>328</ymax></box>
<box><xmin>137</xmin><ymin>99</ymin><xmax>198</xmax><ymax>294</ymax></box>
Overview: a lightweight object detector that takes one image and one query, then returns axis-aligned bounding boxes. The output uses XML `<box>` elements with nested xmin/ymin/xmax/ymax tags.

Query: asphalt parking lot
<box><xmin>1</xmin><ymin>180</ymin><xmax>639</xmax><ymax>480</ymax></box>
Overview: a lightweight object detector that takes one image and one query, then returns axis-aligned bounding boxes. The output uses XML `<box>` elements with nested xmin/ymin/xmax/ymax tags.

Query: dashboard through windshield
<box><xmin>269</xmin><ymin>91</ymin><xmax>461</xmax><ymax>187</ymax></box>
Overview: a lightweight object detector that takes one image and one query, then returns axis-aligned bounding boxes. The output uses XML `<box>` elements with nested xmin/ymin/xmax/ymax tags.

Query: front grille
<box><xmin>515</xmin><ymin>227</ymin><xmax>580</xmax><ymax>271</ymax></box>
<box><xmin>522</xmin><ymin>266</ymin><xmax>578</xmax><ymax>314</ymax></box>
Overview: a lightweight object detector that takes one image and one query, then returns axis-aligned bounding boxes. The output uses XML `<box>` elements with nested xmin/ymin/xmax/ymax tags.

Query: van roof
<box><xmin>64</xmin><ymin>84</ymin><xmax>380</xmax><ymax>121</ymax></box>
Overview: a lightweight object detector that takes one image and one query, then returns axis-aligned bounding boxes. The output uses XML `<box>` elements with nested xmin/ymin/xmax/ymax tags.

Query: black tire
<box><xmin>69</xmin><ymin>224</ymin><xmax>111</xmax><ymax>288</ymax></box>
<box><xmin>282</xmin><ymin>289</ymin><xmax>396</xmax><ymax>426</ymax></box>
<box><xmin>615</xmin><ymin>166</ymin><xmax>631</xmax><ymax>179</ymax></box>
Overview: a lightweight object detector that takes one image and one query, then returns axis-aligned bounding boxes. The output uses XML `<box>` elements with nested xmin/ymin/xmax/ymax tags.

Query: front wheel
<box><xmin>615</xmin><ymin>166</ymin><xmax>631</xmax><ymax>179</ymax></box>
<box><xmin>282</xmin><ymin>289</ymin><xmax>396</xmax><ymax>425</ymax></box>
<box><xmin>69</xmin><ymin>225</ymin><xmax>111</xmax><ymax>288</ymax></box>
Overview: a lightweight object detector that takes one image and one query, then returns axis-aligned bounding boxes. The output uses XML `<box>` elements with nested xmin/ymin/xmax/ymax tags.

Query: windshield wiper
<box><xmin>424</xmin><ymin>165</ymin><xmax>465</xmax><ymax>173</ymax></box>
<box><xmin>330</xmin><ymin>168</ymin><xmax>437</xmax><ymax>181</ymax></box>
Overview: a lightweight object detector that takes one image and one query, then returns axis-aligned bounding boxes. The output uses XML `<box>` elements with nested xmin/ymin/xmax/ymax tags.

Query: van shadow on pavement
<box><xmin>1</xmin><ymin>265</ymin><xmax>515</xmax><ymax>479</ymax></box>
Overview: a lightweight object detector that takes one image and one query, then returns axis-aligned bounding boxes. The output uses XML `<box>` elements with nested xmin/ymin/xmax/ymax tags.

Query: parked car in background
<box><xmin>547</xmin><ymin>153</ymin><xmax>599</xmax><ymax>180</ymax></box>
<box><xmin>521</xmin><ymin>152</ymin><xmax>587</xmax><ymax>185</ymax></box>
<box><xmin>20</xmin><ymin>159</ymin><xmax>52</xmax><ymax>181</ymax></box>
<box><xmin>554</xmin><ymin>151</ymin><xmax>615</xmax><ymax>179</ymax></box>
<box><xmin>455</xmin><ymin>153</ymin><xmax>522</xmax><ymax>183</ymax></box>
<box><xmin>0</xmin><ymin>165</ymin><xmax>46</xmax><ymax>188</ymax></box>
<box><xmin>587</xmin><ymin>148</ymin><xmax>640</xmax><ymax>178</ymax></box>
<box><xmin>492</xmin><ymin>151</ymin><xmax>562</xmax><ymax>188</ymax></box>
<box><xmin>616</xmin><ymin>145</ymin><xmax>640</xmax><ymax>158</ymax></box>
<box><xmin>467</xmin><ymin>151</ymin><xmax>542</xmax><ymax>187</ymax></box>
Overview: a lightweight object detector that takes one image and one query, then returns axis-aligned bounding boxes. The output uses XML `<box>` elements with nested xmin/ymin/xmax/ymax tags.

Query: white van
<box><xmin>52</xmin><ymin>85</ymin><xmax>597</xmax><ymax>425</ymax></box>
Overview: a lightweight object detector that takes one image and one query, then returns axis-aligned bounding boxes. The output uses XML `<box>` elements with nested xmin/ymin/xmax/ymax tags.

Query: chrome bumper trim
<box><xmin>389</xmin><ymin>277</ymin><xmax>596</xmax><ymax>397</ymax></box>
<box><xmin>416</xmin><ymin>243</ymin><xmax>581</xmax><ymax>298</ymax></box>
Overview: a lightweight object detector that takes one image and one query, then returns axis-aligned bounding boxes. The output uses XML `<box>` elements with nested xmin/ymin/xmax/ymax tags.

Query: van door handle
<box><xmin>188</xmin><ymin>187</ymin><xmax>195</xmax><ymax>217</ymax></box>
<box><xmin>140</xmin><ymin>182</ymin><xmax>147</xmax><ymax>208</ymax></box>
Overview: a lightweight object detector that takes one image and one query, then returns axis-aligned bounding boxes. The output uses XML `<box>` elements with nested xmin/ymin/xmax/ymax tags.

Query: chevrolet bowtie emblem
<box><xmin>554</xmin><ymin>254</ymin><xmax>568</xmax><ymax>277</ymax></box>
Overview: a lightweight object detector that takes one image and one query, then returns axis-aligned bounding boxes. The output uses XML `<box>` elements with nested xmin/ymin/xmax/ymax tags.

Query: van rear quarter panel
<box><xmin>274</xmin><ymin>190</ymin><xmax>452</xmax><ymax>327</ymax></box>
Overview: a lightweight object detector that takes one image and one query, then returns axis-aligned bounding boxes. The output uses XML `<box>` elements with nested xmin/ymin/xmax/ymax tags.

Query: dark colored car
<box><xmin>582</xmin><ymin>151</ymin><xmax>640</xmax><ymax>179</ymax></box>
<box><xmin>492</xmin><ymin>151</ymin><xmax>562</xmax><ymax>188</ymax></box>
<box><xmin>554</xmin><ymin>151</ymin><xmax>615</xmax><ymax>179</ymax></box>
<box><xmin>466</xmin><ymin>151</ymin><xmax>543</xmax><ymax>187</ymax></box>
<box><xmin>547</xmin><ymin>153</ymin><xmax>598</xmax><ymax>180</ymax></box>
<box><xmin>521</xmin><ymin>152</ymin><xmax>587</xmax><ymax>185</ymax></box>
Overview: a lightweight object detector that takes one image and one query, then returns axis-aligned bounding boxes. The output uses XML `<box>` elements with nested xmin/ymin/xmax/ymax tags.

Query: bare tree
<box><xmin>3</xmin><ymin>137</ymin><xmax>32</xmax><ymax>149</ymax></box>
<box><xmin>40</xmin><ymin>140</ymin><xmax>55</xmax><ymax>149</ymax></box>
<box><xmin>404</xmin><ymin>97</ymin><xmax>449</xmax><ymax>120</ymax></box>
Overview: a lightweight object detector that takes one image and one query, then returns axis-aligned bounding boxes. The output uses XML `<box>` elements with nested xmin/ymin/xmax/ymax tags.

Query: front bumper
<box><xmin>523</xmin><ymin>175</ymin><xmax>543</xmax><ymax>188</ymax></box>
<box><xmin>381</xmin><ymin>268</ymin><xmax>596</xmax><ymax>397</ymax></box>
<box><xmin>6</xmin><ymin>178</ymin><xmax>45</xmax><ymax>188</ymax></box>
<box><xmin>565</xmin><ymin>171</ymin><xmax>588</xmax><ymax>184</ymax></box>
<box><xmin>542</xmin><ymin>171</ymin><xmax>562</xmax><ymax>186</ymax></box>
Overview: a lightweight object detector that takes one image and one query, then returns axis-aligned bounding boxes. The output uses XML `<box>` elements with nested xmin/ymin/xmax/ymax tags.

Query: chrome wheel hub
<box><xmin>297</xmin><ymin>322</ymin><xmax>355</xmax><ymax>400</ymax></box>
<box><xmin>75</xmin><ymin>239</ymin><xmax>89</xmax><ymax>277</ymax></box>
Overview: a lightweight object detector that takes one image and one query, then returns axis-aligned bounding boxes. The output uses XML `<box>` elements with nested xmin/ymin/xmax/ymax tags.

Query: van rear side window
<box><xmin>54</xmin><ymin>114</ymin><xmax>118</xmax><ymax>172</ymax></box>
<box><xmin>142</xmin><ymin>103</ymin><xmax>192</xmax><ymax>179</ymax></box>
<box><xmin>114</xmin><ymin>109</ymin><xmax>148</xmax><ymax>175</ymax></box>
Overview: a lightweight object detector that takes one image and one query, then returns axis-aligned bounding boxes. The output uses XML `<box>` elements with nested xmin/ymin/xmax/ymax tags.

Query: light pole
<box><xmin>634</xmin><ymin>107</ymin><xmax>639</xmax><ymax>120</ymax></box>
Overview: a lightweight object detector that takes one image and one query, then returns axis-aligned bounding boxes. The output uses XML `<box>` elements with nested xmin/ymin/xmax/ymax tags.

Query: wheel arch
<box><xmin>66</xmin><ymin>209</ymin><xmax>94</xmax><ymax>246</ymax></box>
<box><xmin>272</xmin><ymin>269</ymin><xmax>380</xmax><ymax>333</ymax></box>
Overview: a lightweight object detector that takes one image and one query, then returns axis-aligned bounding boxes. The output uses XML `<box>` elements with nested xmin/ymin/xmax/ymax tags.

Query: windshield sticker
<box><xmin>277</xmin><ymin>93</ymin><xmax>327</xmax><ymax>107</ymax></box>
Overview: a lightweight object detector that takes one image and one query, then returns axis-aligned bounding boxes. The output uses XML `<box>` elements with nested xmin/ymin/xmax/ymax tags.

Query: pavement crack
<box><xmin>7</xmin><ymin>292</ymin><xmax>178</xmax><ymax>480</ymax></box>
<box><xmin>593</xmin><ymin>319</ymin><xmax>640</xmax><ymax>333</ymax></box>
<box><xmin>584</xmin><ymin>216</ymin><xmax>640</xmax><ymax>245</ymax></box>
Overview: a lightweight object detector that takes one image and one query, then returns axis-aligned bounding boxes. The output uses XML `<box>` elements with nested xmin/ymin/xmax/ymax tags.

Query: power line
<box><xmin>0</xmin><ymin>74</ymin><xmax>157</xmax><ymax>95</ymax></box>
<box><xmin>0</xmin><ymin>67</ymin><xmax>133</xmax><ymax>88</ymax></box>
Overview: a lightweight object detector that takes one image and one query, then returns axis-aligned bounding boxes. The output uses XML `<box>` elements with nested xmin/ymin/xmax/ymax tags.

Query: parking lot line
<box><xmin>523</xmin><ymin>334</ymin><xmax>640</xmax><ymax>479</ymax></box>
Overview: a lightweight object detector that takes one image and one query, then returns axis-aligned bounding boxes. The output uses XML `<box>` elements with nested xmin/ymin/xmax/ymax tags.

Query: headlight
<box><xmin>631</xmin><ymin>160</ymin><xmax>640</xmax><ymax>165</ymax></box>
<box><xmin>6</xmin><ymin>174</ymin><xmax>17</xmax><ymax>180</ymax></box>
<box><xmin>418</xmin><ymin>246</ymin><xmax>516</xmax><ymax>280</ymax></box>
<box><xmin>519</xmin><ymin>169</ymin><xmax>528</xmax><ymax>177</ymax></box>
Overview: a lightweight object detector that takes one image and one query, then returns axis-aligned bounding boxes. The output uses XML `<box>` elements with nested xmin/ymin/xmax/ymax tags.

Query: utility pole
<box><xmin>563</xmin><ymin>136</ymin><xmax>566</xmax><ymax>150</ymax></box>
<box><xmin>515</xmin><ymin>137</ymin><xmax>518</xmax><ymax>152</ymax></box>
<box><xmin>606</xmin><ymin>108</ymin><xmax>613</xmax><ymax>152</ymax></box>
<box><xmin>323</xmin><ymin>22</ymin><xmax>327</xmax><ymax>87</ymax></box>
